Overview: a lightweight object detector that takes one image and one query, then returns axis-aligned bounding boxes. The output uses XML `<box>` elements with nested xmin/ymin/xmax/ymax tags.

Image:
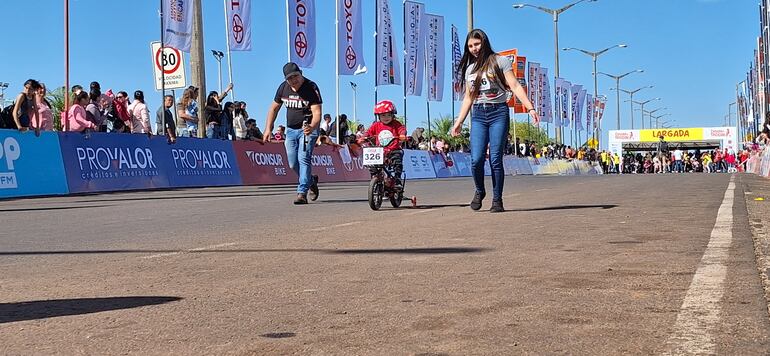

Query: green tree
<box><xmin>424</xmin><ymin>115</ymin><xmax>469</xmax><ymax>149</ymax></box>
<box><xmin>510</xmin><ymin>120</ymin><xmax>549</xmax><ymax>146</ymax></box>
<box><xmin>46</xmin><ymin>86</ymin><xmax>67</xmax><ymax>131</ymax></box>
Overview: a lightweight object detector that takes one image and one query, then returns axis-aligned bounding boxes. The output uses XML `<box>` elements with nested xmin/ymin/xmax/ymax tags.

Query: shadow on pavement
<box><xmin>507</xmin><ymin>204</ymin><xmax>617</xmax><ymax>212</ymax></box>
<box><xmin>69</xmin><ymin>192</ymin><xmax>287</xmax><ymax>204</ymax></box>
<box><xmin>0</xmin><ymin>247</ymin><xmax>490</xmax><ymax>256</ymax></box>
<box><xmin>0</xmin><ymin>205</ymin><xmax>111</xmax><ymax>213</ymax></box>
<box><xmin>0</xmin><ymin>296</ymin><xmax>182</xmax><ymax>324</ymax></box>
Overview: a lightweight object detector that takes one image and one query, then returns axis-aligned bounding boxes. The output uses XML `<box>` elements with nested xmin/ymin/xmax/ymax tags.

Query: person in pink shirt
<box><xmin>65</xmin><ymin>91</ymin><xmax>97</xmax><ymax>132</ymax></box>
<box><xmin>32</xmin><ymin>83</ymin><xmax>54</xmax><ymax>131</ymax></box>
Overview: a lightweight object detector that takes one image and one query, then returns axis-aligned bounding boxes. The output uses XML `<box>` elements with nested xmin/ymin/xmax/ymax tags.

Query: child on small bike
<box><xmin>357</xmin><ymin>100</ymin><xmax>407</xmax><ymax>185</ymax></box>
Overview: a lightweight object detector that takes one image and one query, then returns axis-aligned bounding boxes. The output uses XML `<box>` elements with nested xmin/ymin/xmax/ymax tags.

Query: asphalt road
<box><xmin>1</xmin><ymin>174</ymin><xmax>769</xmax><ymax>355</ymax></box>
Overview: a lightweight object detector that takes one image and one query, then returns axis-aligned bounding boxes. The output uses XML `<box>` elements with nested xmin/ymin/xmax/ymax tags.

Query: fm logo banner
<box><xmin>0</xmin><ymin>130</ymin><xmax>68</xmax><ymax>198</ymax></box>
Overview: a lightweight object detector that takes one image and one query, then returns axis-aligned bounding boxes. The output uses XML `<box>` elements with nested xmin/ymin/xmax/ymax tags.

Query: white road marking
<box><xmin>141</xmin><ymin>242</ymin><xmax>239</xmax><ymax>260</ymax></box>
<box><xmin>663</xmin><ymin>177</ymin><xmax>735</xmax><ymax>355</ymax></box>
<box><xmin>191</xmin><ymin>196</ymin><xmax>251</xmax><ymax>203</ymax></box>
<box><xmin>310</xmin><ymin>221</ymin><xmax>361</xmax><ymax>232</ymax></box>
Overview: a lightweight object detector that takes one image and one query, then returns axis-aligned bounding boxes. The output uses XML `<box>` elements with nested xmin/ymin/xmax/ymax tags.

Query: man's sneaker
<box><xmin>490</xmin><ymin>199</ymin><xmax>505</xmax><ymax>213</ymax></box>
<box><xmin>308</xmin><ymin>175</ymin><xmax>319</xmax><ymax>201</ymax></box>
<box><xmin>470</xmin><ymin>191</ymin><xmax>486</xmax><ymax>211</ymax></box>
<box><xmin>293</xmin><ymin>193</ymin><xmax>308</xmax><ymax>205</ymax></box>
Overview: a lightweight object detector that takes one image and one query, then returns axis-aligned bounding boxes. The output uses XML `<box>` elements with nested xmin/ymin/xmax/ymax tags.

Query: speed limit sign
<box><xmin>151</xmin><ymin>41</ymin><xmax>187</xmax><ymax>91</ymax></box>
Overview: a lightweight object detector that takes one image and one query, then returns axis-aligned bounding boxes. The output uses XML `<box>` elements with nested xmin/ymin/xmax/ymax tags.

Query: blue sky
<box><xmin>0</xmin><ymin>0</ymin><xmax>757</xmax><ymax>142</ymax></box>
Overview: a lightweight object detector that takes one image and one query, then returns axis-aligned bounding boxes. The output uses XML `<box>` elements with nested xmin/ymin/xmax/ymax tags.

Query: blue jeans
<box><xmin>285</xmin><ymin>127</ymin><xmax>319</xmax><ymax>194</ymax></box>
<box><xmin>470</xmin><ymin>103</ymin><xmax>510</xmax><ymax>201</ymax></box>
<box><xmin>674</xmin><ymin>160</ymin><xmax>683</xmax><ymax>173</ymax></box>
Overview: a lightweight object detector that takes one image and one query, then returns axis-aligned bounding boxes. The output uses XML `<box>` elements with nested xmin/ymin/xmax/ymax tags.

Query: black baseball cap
<box><xmin>283</xmin><ymin>62</ymin><xmax>302</xmax><ymax>79</ymax></box>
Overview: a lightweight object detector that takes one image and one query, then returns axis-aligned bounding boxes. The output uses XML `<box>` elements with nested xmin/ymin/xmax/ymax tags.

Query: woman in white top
<box><xmin>450</xmin><ymin>29</ymin><xmax>539</xmax><ymax>212</ymax></box>
<box><xmin>233</xmin><ymin>102</ymin><xmax>247</xmax><ymax>139</ymax></box>
<box><xmin>127</xmin><ymin>90</ymin><xmax>151</xmax><ymax>134</ymax></box>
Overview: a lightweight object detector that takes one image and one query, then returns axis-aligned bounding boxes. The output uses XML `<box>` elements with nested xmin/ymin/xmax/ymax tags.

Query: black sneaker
<box><xmin>470</xmin><ymin>191</ymin><xmax>486</xmax><ymax>211</ymax></box>
<box><xmin>293</xmin><ymin>193</ymin><xmax>308</xmax><ymax>205</ymax></box>
<box><xmin>490</xmin><ymin>199</ymin><xmax>504</xmax><ymax>213</ymax></box>
<box><xmin>308</xmin><ymin>175</ymin><xmax>319</xmax><ymax>201</ymax></box>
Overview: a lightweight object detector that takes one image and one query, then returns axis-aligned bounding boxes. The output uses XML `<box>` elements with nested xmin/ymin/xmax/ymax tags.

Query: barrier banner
<box><xmin>403</xmin><ymin>149</ymin><xmax>436</xmax><ymax>179</ymax></box>
<box><xmin>163</xmin><ymin>137</ymin><xmax>242</xmax><ymax>187</ymax></box>
<box><xmin>337</xmin><ymin>145</ymin><xmax>371</xmax><ymax>181</ymax></box>
<box><xmin>0</xmin><ymin>130</ymin><xmax>69</xmax><ymax>198</ymax></box>
<box><xmin>58</xmin><ymin>132</ymin><xmax>170</xmax><ymax>193</ymax></box>
<box><xmin>234</xmin><ymin>141</ymin><xmax>296</xmax><ymax>185</ymax></box>
<box><xmin>311</xmin><ymin>145</ymin><xmax>346</xmax><ymax>182</ymax></box>
<box><xmin>505</xmin><ymin>157</ymin><xmax>533</xmax><ymax>175</ymax></box>
<box><xmin>447</xmin><ymin>152</ymin><xmax>472</xmax><ymax>177</ymax></box>
<box><xmin>430</xmin><ymin>152</ymin><xmax>453</xmax><ymax>178</ymax></box>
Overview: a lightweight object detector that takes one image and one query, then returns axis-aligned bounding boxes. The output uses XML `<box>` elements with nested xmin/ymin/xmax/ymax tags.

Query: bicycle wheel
<box><xmin>389</xmin><ymin>190</ymin><xmax>403</xmax><ymax>208</ymax></box>
<box><xmin>368</xmin><ymin>177</ymin><xmax>383</xmax><ymax>210</ymax></box>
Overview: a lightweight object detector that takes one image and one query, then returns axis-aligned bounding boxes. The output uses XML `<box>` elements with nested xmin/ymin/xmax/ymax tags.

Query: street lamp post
<box><xmin>627</xmin><ymin>97</ymin><xmax>660</xmax><ymax>130</ymax></box>
<box><xmin>652</xmin><ymin>113</ymin><xmax>671</xmax><ymax>128</ymax></box>
<box><xmin>598</xmin><ymin>69</ymin><xmax>643</xmax><ymax>130</ymax></box>
<box><xmin>645</xmin><ymin>107</ymin><xmax>667</xmax><ymax>128</ymax></box>
<box><xmin>513</xmin><ymin>0</ymin><xmax>597</xmax><ymax>144</ymax></box>
<box><xmin>615</xmin><ymin>85</ymin><xmax>653</xmax><ymax>129</ymax></box>
<box><xmin>211</xmin><ymin>50</ymin><xmax>224</xmax><ymax>94</ymax></box>
<box><xmin>563</xmin><ymin>44</ymin><xmax>628</xmax><ymax>148</ymax></box>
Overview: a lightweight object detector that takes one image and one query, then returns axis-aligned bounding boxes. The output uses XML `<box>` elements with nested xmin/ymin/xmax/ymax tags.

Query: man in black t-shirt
<box><xmin>157</xmin><ymin>95</ymin><xmax>177</xmax><ymax>143</ymax></box>
<box><xmin>264</xmin><ymin>62</ymin><xmax>323</xmax><ymax>205</ymax></box>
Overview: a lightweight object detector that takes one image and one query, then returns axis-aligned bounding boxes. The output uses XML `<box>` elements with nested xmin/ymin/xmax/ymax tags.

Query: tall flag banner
<box><xmin>585</xmin><ymin>93</ymin><xmax>594</xmax><ymax>131</ymax></box>
<box><xmin>404</xmin><ymin>1</ymin><xmax>426</xmax><ymax>96</ymax></box>
<box><xmin>288</xmin><ymin>0</ymin><xmax>315</xmax><ymax>68</ymax></box>
<box><xmin>561</xmin><ymin>80</ymin><xmax>571</xmax><ymax>127</ymax></box>
<box><xmin>451</xmin><ymin>24</ymin><xmax>463</xmax><ymax>100</ymax></box>
<box><xmin>528</xmin><ymin>62</ymin><xmax>540</xmax><ymax>110</ymax></box>
<box><xmin>376</xmin><ymin>0</ymin><xmax>400</xmax><ymax>85</ymax></box>
<box><xmin>338</xmin><ymin>0</ymin><xmax>366</xmax><ymax>75</ymax></box>
<box><xmin>226</xmin><ymin>0</ymin><xmax>251</xmax><ymax>51</ymax></box>
<box><xmin>163</xmin><ymin>0</ymin><xmax>193</xmax><ymax>52</ymax></box>
<box><xmin>425</xmin><ymin>14</ymin><xmax>444</xmax><ymax>101</ymax></box>
<box><xmin>570</xmin><ymin>84</ymin><xmax>583</xmax><ymax>127</ymax></box>
<box><xmin>575</xmin><ymin>89</ymin><xmax>586</xmax><ymax>131</ymax></box>
<box><xmin>540</xmin><ymin>68</ymin><xmax>552</xmax><ymax>123</ymax></box>
<box><xmin>553</xmin><ymin>78</ymin><xmax>564</xmax><ymax>127</ymax></box>
<box><xmin>595</xmin><ymin>96</ymin><xmax>607</xmax><ymax>128</ymax></box>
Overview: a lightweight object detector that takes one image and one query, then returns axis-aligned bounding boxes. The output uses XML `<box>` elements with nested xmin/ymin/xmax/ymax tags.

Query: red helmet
<box><xmin>374</xmin><ymin>100</ymin><xmax>397</xmax><ymax>115</ymax></box>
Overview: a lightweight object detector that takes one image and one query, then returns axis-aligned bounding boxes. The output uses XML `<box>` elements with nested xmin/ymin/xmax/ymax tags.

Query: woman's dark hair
<box><xmin>223</xmin><ymin>102</ymin><xmax>234</xmax><ymax>117</ymax></box>
<box><xmin>23</xmin><ymin>79</ymin><xmax>42</xmax><ymax>91</ymax></box>
<box><xmin>357</xmin><ymin>124</ymin><xmax>364</xmax><ymax>131</ymax></box>
<box><xmin>457</xmin><ymin>29</ymin><xmax>507</xmax><ymax>99</ymax></box>
<box><xmin>89</xmin><ymin>88</ymin><xmax>101</xmax><ymax>102</ymax></box>
<box><xmin>133</xmin><ymin>90</ymin><xmax>145</xmax><ymax>103</ymax></box>
<box><xmin>206</xmin><ymin>91</ymin><xmax>219</xmax><ymax>107</ymax></box>
<box><xmin>74</xmin><ymin>91</ymin><xmax>89</xmax><ymax>103</ymax></box>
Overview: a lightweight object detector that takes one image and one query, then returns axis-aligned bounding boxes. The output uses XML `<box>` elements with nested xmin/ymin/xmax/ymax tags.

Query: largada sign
<box><xmin>151</xmin><ymin>41</ymin><xmax>187</xmax><ymax>91</ymax></box>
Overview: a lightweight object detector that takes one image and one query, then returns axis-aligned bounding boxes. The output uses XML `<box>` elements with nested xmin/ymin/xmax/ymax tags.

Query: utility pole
<box><xmin>467</xmin><ymin>0</ymin><xmax>474</xmax><ymax>32</ymax></box>
<box><xmin>190</xmin><ymin>0</ymin><xmax>207</xmax><ymax>138</ymax></box>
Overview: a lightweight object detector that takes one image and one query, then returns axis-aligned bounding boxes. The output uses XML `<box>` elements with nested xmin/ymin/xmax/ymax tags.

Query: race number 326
<box><xmin>362</xmin><ymin>147</ymin><xmax>384</xmax><ymax>165</ymax></box>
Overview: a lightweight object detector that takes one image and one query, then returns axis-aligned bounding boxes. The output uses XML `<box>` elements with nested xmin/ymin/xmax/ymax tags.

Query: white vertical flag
<box><xmin>288</xmin><ymin>0</ymin><xmax>315</xmax><ymax>68</ymax></box>
<box><xmin>553</xmin><ymin>78</ymin><xmax>563</xmax><ymax>127</ymax></box>
<box><xmin>376</xmin><ymin>0</ymin><xmax>401</xmax><ymax>85</ymax></box>
<box><xmin>163</xmin><ymin>0</ymin><xmax>193</xmax><ymax>52</ymax></box>
<box><xmin>540</xmin><ymin>68</ymin><xmax>552</xmax><ymax>123</ymax></box>
<box><xmin>404</xmin><ymin>1</ymin><xmax>426</xmax><ymax>96</ymax></box>
<box><xmin>425</xmin><ymin>14</ymin><xmax>444</xmax><ymax>102</ymax></box>
<box><xmin>570</xmin><ymin>84</ymin><xmax>582</xmax><ymax>128</ymax></box>
<box><xmin>226</xmin><ymin>0</ymin><xmax>251</xmax><ymax>51</ymax></box>
<box><xmin>528</xmin><ymin>62</ymin><xmax>540</xmax><ymax>108</ymax></box>
<box><xmin>585</xmin><ymin>94</ymin><xmax>594</xmax><ymax>131</ymax></box>
<box><xmin>575</xmin><ymin>89</ymin><xmax>586</xmax><ymax>131</ymax></box>
<box><xmin>561</xmin><ymin>80</ymin><xmax>571</xmax><ymax>127</ymax></box>
<box><xmin>338</xmin><ymin>0</ymin><xmax>366</xmax><ymax>75</ymax></box>
<box><xmin>451</xmin><ymin>24</ymin><xmax>463</xmax><ymax>100</ymax></box>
